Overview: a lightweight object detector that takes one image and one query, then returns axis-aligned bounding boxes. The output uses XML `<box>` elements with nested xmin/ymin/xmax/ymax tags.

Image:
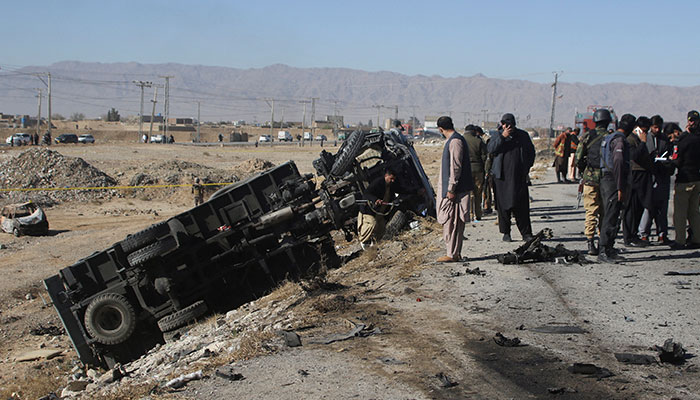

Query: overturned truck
<box><xmin>44</xmin><ymin>129</ymin><xmax>435</xmax><ymax>367</ymax></box>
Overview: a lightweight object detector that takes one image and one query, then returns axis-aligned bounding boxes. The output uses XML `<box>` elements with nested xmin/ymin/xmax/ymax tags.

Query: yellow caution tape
<box><xmin>0</xmin><ymin>182</ymin><xmax>235</xmax><ymax>193</ymax></box>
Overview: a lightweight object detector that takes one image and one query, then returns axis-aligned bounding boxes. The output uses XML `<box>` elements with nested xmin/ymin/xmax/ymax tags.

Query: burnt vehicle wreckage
<box><xmin>44</xmin><ymin>129</ymin><xmax>435</xmax><ymax>368</ymax></box>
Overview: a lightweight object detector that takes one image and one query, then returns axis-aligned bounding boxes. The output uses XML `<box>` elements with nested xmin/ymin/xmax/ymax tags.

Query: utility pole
<box><xmin>35</xmin><ymin>89</ymin><xmax>43</xmax><ymax>137</ymax></box>
<box><xmin>374</xmin><ymin>105</ymin><xmax>383</xmax><ymax>128</ymax></box>
<box><xmin>133</xmin><ymin>81</ymin><xmax>152</xmax><ymax>142</ymax></box>
<box><xmin>197</xmin><ymin>101</ymin><xmax>201</xmax><ymax>143</ymax></box>
<box><xmin>47</xmin><ymin>73</ymin><xmax>52</xmax><ymax>136</ymax></box>
<box><xmin>265</xmin><ymin>98</ymin><xmax>274</xmax><ymax>137</ymax></box>
<box><xmin>310</xmin><ymin>97</ymin><xmax>318</xmax><ymax>137</ymax></box>
<box><xmin>394</xmin><ymin>105</ymin><xmax>398</xmax><ymax>123</ymax></box>
<box><xmin>299</xmin><ymin>100</ymin><xmax>310</xmax><ymax>136</ymax></box>
<box><xmin>463</xmin><ymin>112</ymin><xmax>468</xmax><ymax>127</ymax></box>
<box><xmin>549</xmin><ymin>71</ymin><xmax>560</xmax><ymax>139</ymax></box>
<box><xmin>148</xmin><ymin>86</ymin><xmax>158</xmax><ymax>141</ymax></box>
<box><xmin>160</xmin><ymin>75</ymin><xmax>174</xmax><ymax>139</ymax></box>
<box><xmin>481</xmin><ymin>109</ymin><xmax>488</xmax><ymax>127</ymax></box>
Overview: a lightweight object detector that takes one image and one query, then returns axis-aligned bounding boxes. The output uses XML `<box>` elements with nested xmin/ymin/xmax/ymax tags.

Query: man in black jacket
<box><xmin>671</xmin><ymin>111</ymin><xmax>700</xmax><ymax>249</ymax></box>
<box><xmin>487</xmin><ymin>113</ymin><xmax>536</xmax><ymax>242</ymax></box>
<box><xmin>622</xmin><ymin>116</ymin><xmax>653</xmax><ymax>247</ymax></box>
<box><xmin>639</xmin><ymin>115</ymin><xmax>673</xmax><ymax>244</ymax></box>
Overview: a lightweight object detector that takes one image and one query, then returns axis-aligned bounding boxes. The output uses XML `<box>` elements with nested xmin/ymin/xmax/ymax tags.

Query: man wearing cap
<box><xmin>436</xmin><ymin>116</ymin><xmax>473</xmax><ymax>262</ymax></box>
<box><xmin>670</xmin><ymin>111</ymin><xmax>700</xmax><ymax>249</ymax></box>
<box><xmin>598</xmin><ymin>114</ymin><xmax>634</xmax><ymax>262</ymax></box>
<box><xmin>487</xmin><ymin>113</ymin><xmax>536</xmax><ymax>242</ymax></box>
<box><xmin>464</xmin><ymin>124</ymin><xmax>488</xmax><ymax>221</ymax></box>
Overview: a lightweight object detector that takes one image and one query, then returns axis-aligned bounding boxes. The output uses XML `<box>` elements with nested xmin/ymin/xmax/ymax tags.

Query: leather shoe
<box><xmin>522</xmin><ymin>234</ymin><xmax>534</xmax><ymax>242</ymax></box>
<box><xmin>502</xmin><ymin>233</ymin><xmax>512</xmax><ymax>242</ymax></box>
<box><xmin>624</xmin><ymin>238</ymin><xmax>648</xmax><ymax>248</ymax></box>
<box><xmin>687</xmin><ymin>242</ymin><xmax>700</xmax><ymax>249</ymax></box>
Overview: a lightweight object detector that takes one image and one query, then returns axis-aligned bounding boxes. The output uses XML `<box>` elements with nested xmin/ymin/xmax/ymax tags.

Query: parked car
<box><xmin>78</xmin><ymin>134</ymin><xmax>95</xmax><ymax>144</ymax></box>
<box><xmin>258</xmin><ymin>135</ymin><xmax>271</xmax><ymax>142</ymax></box>
<box><xmin>150</xmin><ymin>134</ymin><xmax>165</xmax><ymax>143</ymax></box>
<box><xmin>5</xmin><ymin>133</ymin><xmax>32</xmax><ymax>146</ymax></box>
<box><xmin>1</xmin><ymin>202</ymin><xmax>49</xmax><ymax>237</ymax></box>
<box><xmin>277</xmin><ymin>131</ymin><xmax>293</xmax><ymax>141</ymax></box>
<box><xmin>55</xmin><ymin>133</ymin><xmax>78</xmax><ymax>144</ymax></box>
<box><xmin>303</xmin><ymin>132</ymin><xmax>313</xmax><ymax>141</ymax></box>
<box><xmin>314</xmin><ymin>135</ymin><xmax>328</xmax><ymax>141</ymax></box>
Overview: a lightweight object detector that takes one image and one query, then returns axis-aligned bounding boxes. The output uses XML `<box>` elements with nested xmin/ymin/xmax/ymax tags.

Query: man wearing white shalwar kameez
<box><xmin>436</xmin><ymin>116</ymin><xmax>473</xmax><ymax>262</ymax></box>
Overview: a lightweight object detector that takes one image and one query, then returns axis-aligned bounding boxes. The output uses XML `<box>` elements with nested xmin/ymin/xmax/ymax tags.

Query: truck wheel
<box><xmin>84</xmin><ymin>293</ymin><xmax>136</xmax><ymax>345</ymax></box>
<box><xmin>330</xmin><ymin>130</ymin><xmax>366</xmax><ymax>176</ymax></box>
<box><xmin>12</xmin><ymin>227</ymin><xmax>20</xmax><ymax>237</ymax></box>
<box><xmin>157</xmin><ymin>300</ymin><xmax>208</xmax><ymax>332</ymax></box>
<box><xmin>120</xmin><ymin>222</ymin><xmax>169</xmax><ymax>253</ymax></box>
<box><xmin>127</xmin><ymin>236</ymin><xmax>177</xmax><ymax>267</ymax></box>
<box><xmin>384</xmin><ymin>210</ymin><xmax>410</xmax><ymax>239</ymax></box>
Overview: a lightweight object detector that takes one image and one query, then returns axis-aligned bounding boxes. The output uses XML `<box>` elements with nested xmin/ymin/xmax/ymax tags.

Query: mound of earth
<box><xmin>0</xmin><ymin>148</ymin><xmax>117</xmax><ymax>205</ymax></box>
<box><xmin>122</xmin><ymin>158</ymin><xmax>275</xmax><ymax>203</ymax></box>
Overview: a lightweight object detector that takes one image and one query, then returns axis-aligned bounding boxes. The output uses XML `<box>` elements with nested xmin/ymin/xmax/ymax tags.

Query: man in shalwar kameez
<box><xmin>436</xmin><ymin>116</ymin><xmax>474</xmax><ymax>262</ymax></box>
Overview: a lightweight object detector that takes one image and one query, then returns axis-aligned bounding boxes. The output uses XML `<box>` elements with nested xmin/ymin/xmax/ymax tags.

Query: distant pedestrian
<box><xmin>436</xmin><ymin>116</ymin><xmax>473</xmax><ymax>262</ymax></box>
<box><xmin>487</xmin><ymin>113</ymin><xmax>535</xmax><ymax>242</ymax></box>
<box><xmin>576</xmin><ymin>109</ymin><xmax>609</xmax><ymax>255</ymax></box>
<box><xmin>598</xmin><ymin>113</ymin><xmax>635</xmax><ymax>263</ymax></box>
<box><xmin>670</xmin><ymin>111</ymin><xmax>700</xmax><ymax>249</ymax></box>
<box><xmin>553</xmin><ymin>128</ymin><xmax>573</xmax><ymax>183</ymax></box>
<box><xmin>464</xmin><ymin>125</ymin><xmax>488</xmax><ymax>221</ymax></box>
<box><xmin>218</xmin><ymin>133</ymin><xmax>223</xmax><ymax>143</ymax></box>
<box><xmin>142</xmin><ymin>133</ymin><xmax>148</xmax><ymax>143</ymax></box>
<box><xmin>33</xmin><ymin>132</ymin><xmax>39</xmax><ymax>146</ymax></box>
<box><xmin>568</xmin><ymin>127</ymin><xmax>580</xmax><ymax>180</ymax></box>
<box><xmin>192</xmin><ymin>177</ymin><xmax>204</xmax><ymax>206</ymax></box>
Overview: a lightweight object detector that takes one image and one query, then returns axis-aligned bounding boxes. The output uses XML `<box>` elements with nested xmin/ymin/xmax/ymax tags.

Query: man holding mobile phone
<box><xmin>487</xmin><ymin>113</ymin><xmax>535</xmax><ymax>242</ymax></box>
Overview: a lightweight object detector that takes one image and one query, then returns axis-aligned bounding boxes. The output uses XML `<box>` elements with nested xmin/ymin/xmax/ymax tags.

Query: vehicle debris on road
<box><xmin>497</xmin><ymin>228</ymin><xmax>590</xmax><ymax>264</ymax></box>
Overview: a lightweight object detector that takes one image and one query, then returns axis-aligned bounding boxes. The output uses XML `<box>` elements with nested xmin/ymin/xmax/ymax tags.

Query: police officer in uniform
<box><xmin>575</xmin><ymin>109</ymin><xmax>610</xmax><ymax>255</ymax></box>
<box><xmin>598</xmin><ymin>114</ymin><xmax>635</xmax><ymax>263</ymax></box>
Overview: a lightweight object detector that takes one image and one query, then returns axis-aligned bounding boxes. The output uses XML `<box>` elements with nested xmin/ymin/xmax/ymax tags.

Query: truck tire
<box><xmin>157</xmin><ymin>300</ymin><xmax>208</xmax><ymax>332</ymax></box>
<box><xmin>120</xmin><ymin>222</ymin><xmax>169</xmax><ymax>253</ymax></box>
<box><xmin>127</xmin><ymin>236</ymin><xmax>177</xmax><ymax>267</ymax></box>
<box><xmin>84</xmin><ymin>293</ymin><xmax>136</xmax><ymax>345</ymax></box>
<box><xmin>12</xmin><ymin>227</ymin><xmax>20</xmax><ymax>237</ymax></box>
<box><xmin>330</xmin><ymin>130</ymin><xmax>366</xmax><ymax>176</ymax></box>
<box><xmin>384</xmin><ymin>210</ymin><xmax>410</xmax><ymax>239</ymax></box>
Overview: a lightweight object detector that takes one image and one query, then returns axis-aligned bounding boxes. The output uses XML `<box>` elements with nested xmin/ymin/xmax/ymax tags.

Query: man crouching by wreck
<box><xmin>358</xmin><ymin>168</ymin><xmax>404</xmax><ymax>249</ymax></box>
<box><xmin>436</xmin><ymin>116</ymin><xmax>473</xmax><ymax>262</ymax></box>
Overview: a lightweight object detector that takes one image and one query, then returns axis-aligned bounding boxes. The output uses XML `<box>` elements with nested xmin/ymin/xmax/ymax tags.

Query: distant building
<box><xmin>141</xmin><ymin>115</ymin><xmax>164</xmax><ymax>123</ymax></box>
<box><xmin>424</xmin><ymin>116</ymin><xmax>439</xmax><ymax>134</ymax></box>
<box><xmin>326</xmin><ymin>115</ymin><xmax>344</xmax><ymax>127</ymax></box>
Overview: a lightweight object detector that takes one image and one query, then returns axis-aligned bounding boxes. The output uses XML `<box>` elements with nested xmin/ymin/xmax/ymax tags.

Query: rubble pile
<box><xmin>0</xmin><ymin>148</ymin><xmax>117</xmax><ymax>205</ymax></box>
<box><xmin>74</xmin><ymin>284</ymin><xmax>309</xmax><ymax>397</ymax></box>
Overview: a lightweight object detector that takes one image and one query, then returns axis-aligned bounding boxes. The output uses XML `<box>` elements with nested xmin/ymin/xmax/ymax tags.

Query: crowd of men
<box><xmin>360</xmin><ymin>111</ymin><xmax>700</xmax><ymax>265</ymax></box>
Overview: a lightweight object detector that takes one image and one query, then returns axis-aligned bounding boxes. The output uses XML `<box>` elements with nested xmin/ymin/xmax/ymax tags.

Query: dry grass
<box><xmin>309</xmin><ymin>294</ymin><xmax>353</xmax><ymax>313</ymax></box>
<box><xmin>257</xmin><ymin>281</ymin><xmax>302</xmax><ymax>306</ymax></box>
<box><xmin>231</xmin><ymin>330</ymin><xmax>276</xmax><ymax>361</ymax></box>
<box><xmin>0</xmin><ymin>367</ymin><xmax>66</xmax><ymax>400</ymax></box>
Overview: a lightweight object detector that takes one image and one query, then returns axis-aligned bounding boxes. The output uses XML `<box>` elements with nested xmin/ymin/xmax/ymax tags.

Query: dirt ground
<box><xmin>0</xmin><ymin>141</ymin><xmax>699</xmax><ymax>399</ymax></box>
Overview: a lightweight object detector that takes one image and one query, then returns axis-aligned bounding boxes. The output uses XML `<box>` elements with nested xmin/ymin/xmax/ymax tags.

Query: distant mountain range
<box><xmin>2</xmin><ymin>61</ymin><xmax>700</xmax><ymax>128</ymax></box>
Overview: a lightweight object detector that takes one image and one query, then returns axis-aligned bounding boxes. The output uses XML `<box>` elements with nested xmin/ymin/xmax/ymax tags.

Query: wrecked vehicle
<box><xmin>44</xmin><ymin>128</ymin><xmax>434</xmax><ymax>368</ymax></box>
<box><xmin>1</xmin><ymin>202</ymin><xmax>49</xmax><ymax>237</ymax></box>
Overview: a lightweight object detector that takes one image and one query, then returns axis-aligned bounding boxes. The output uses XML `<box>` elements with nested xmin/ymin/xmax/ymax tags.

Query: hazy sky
<box><xmin>3</xmin><ymin>0</ymin><xmax>700</xmax><ymax>86</ymax></box>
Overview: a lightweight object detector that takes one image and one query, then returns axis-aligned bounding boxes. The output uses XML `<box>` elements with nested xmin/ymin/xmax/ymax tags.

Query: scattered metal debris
<box><xmin>530</xmin><ymin>325</ymin><xmax>587</xmax><ymax>334</ymax></box>
<box><xmin>664</xmin><ymin>270</ymin><xmax>700</xmax><ymax>276</ymax></box>
<box><xmin>567</xmin><ymin>363</ymin><xmax>614</xmax><ymax>379</ymax></box>
<box><xmin>30</xmin><ymin>324</ymin><xmax>65</xmax><ymax>336</ymax></box>
<box><xmin>655</xmin><ymin>338</ymin><xmax>687</xmax><ymax>364</ymax></box>
<box><xmin>493</xmin><ymin>332</ymin><xmax>523</xmax><ymax>347</ymax></box>
<box><xmin>465</xmin><ymin>267</ymin><xmax>486</xmax><ymax>276</ymax></box>
<box><xmin>309</xmin><ymin>321</ymin><xmax>380</xmax><ymax>345</ymax></box>
<box><xmin>215</xmin><ymin>366</ymin><xmax>245</xmax><ymax>381</ymax></box>
<box><xmin>435</xmin><ymin>372</ymin><xmax>458</xmax><ymax>388</ymax></box>
<box><xmin>614</xmin><ymin>353</ymin><xmax>657</xmax><ymax>365</ymax></box>
<box><xmin>497</xmin><ymin>228</ymin><xmax>590</xmax><ymax>265</ymax></box>
<box><xmin>548</xmin><ymin>387</ymin><xmax>576</xmax><ymax>394</ymax></box>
